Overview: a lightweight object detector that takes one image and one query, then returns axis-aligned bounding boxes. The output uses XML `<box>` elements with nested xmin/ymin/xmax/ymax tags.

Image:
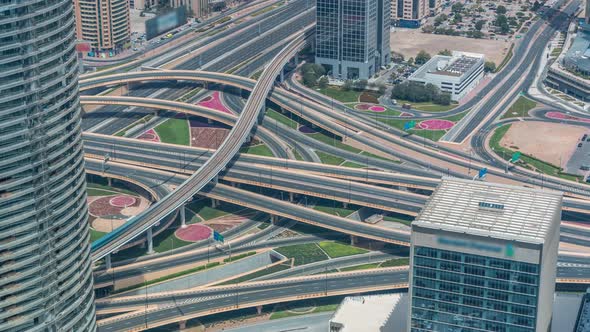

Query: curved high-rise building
<box><xmin>0</xmin><ymin>0</ymin><xmax>97</xmax><ymax>330</ymax></box>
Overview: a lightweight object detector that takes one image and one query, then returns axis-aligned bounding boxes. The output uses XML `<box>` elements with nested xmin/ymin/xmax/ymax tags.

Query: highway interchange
<box><xmin>75</xmin><ymin>0</ymin><xmax>590</xmax><ymax>330</ymax></box>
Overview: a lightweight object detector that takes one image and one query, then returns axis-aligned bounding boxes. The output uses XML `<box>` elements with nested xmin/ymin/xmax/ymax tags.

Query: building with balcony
<box><xmin>408</xmin><ymin>178</ymin><xmax>561</xmax><ymax>332</ymax></box>
<box><xmin>315</xmin><ymin>0</ymin><xmax>391</xmax><ymax>79</ymax></box>
<box><xmin>73</xmin><ymin>0</ymin><xmax>131</xmax><ymax>52</ymax></box>
<box><xmin>0</xmin><ymin>0</ymin><xmax>97</xmax><ymax>330</ymax></box>
<box><xmin>390</xmin><ymin>0</ymin><xmax>429</xmax><ymax>28</ymax></box>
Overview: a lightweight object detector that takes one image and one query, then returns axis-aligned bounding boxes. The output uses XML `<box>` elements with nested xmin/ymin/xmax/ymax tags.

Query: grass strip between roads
<box><xmin>114</xmin><ymin>262</ymin><xmax>221</xmax><ymax>294</ymax></box>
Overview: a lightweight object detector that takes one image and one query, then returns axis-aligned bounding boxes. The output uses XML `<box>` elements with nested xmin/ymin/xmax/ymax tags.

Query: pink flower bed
<box><xmin>89</xmin><ymin>195</ymin><xmax>139</xmax><ymax>217</ymax></box>
<box><xmin>418</xmin><ymin>119</ymin><xmax>455</xmax><ymax>130</ymax></box>
<box><xmin>137</xmin><ymin>128</ymin><xmax>160</xmax><ymax>142</ymax></box>
<box><xmin>355</xmin><ymin>104</ymin><xmax>371</xmax><ymax>110</ymax></box>
<box><xmin>109</xmin><ymin>195</ymin><xmax>136</xmax><ymax>207</ymax></box>
<box><xmin>546</xmin><ymin>111</ymin><xmax>590</xmax><ymax>124</ymax></box>
<box><xmin>399</xmin><ymin>112</ymin><xmax>413</xmax><ymax>117</ymax></box>
<box><xmin>369</xmin><ymin>106</ymin><xmax>386</xmax><ymax>112</ymax></box>
<box><xmin>175</xmin><ymin>224</ymin><xmax>213</xmax><ymax>242</ymax></box>
<box><xmin>198</xmin><ymin>91</ymin><xmax>232</xmax><ymax>115</ymax></box>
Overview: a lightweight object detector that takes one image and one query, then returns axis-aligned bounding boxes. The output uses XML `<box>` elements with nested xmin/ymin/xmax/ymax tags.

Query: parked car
<box><xmin>578</xmin><ymin>143</ymin><xmax>583</xmax><ymax>148</ymax></box>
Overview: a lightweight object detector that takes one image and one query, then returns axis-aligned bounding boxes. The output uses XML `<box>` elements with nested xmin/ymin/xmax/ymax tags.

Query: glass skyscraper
<box><xmin>408</xmin><ymin>179</ymin><xmax>561</xmax><ymax>332</ymax></box>
<box><xmin>0</xmin><ymin>0</ymin><xmax>97</xmax><ymax>330</ymax></box>
<box><xmin>316</xmin><ymin>0</ymin><xmax>390</xmax><ymax>79</ymax></box>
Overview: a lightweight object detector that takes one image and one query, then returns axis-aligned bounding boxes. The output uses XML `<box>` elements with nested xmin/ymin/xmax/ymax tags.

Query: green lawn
<box><xmin>501</xmin><ymin>96</ymin><xmax>536</xmax><ymax>119</ymax></box>
<box><xmin>223</xmin><ymin>251</ymin><xmax>256</xmax><ymax>263</ymax></box>
<box><xmin>90</xmin><ymin>228</ymin><xmax>107</xmax><ymax>242</ymax></box>
<box><xmin>316</xmin><ymin>151</ymin><xmax>345</xmax><ymax>165</ymax></box>
<box><xmin>316</xmin><ymin>86</ymin><xmax>362</xmax><ymax>103</ymax></box>
<box><xmin>87</xmin><ymin>188</ymin><xmax>117</xmax><ymax>197</ymax></box>
<box><xmin>154</xmin><ymin>117</ymin><xmax>190</xmax><ymax>145</ymax></box>
<box><xmin>318</xmin><ymin>241</ymin><xmax>368</xmax><ymax>258</ymax></box>
<box><xmin>383</xmin><ymin>213</ymin><xmax>414</xmax><ymax>226</ymax></box>
<box><xmin>186</xmin><ymin>199</ymin><xmax>245</xmax><ymax>221</ymax></box>
<box><xmin>308</xmin><ymin>132</ymin><xmax>362</xmax><ymax>153</ymax></box>
<box><xmin>251</xmin><ymin>70</ymin><xmax>263</xmax><ymax>80</ymax></box>
<box><xmin>313</xmin><ymin>199</ymin><xmax>358</xmax><ymax>217</ymax></box>
<box><xmin>293</xmin><ymin>149</ymin><xmax>304</xmax><ymax>161</ymax></box>
<box><xmin>496</xmin><ymin>43</ymin><xmax>514</xmax><ymax>73</ymax></box>
<box><xmin>275</xmin><ymin>243</ymin><xmax>329</xmax><ymax>266</ymax></box>
<box><xmin>394</xmin><ymin>100</ymin><xmax>457</xmax><ymax>113</ymax></box>
<box><xmin>489</xmin><ymin>124</ymin><xmax>583</xmax><ymax>182</ymax></box>
<box><xmin>87</xmin><ymin>183</ymin><xmax>136</xmax><ymax>196</ymax></box>
<box><xmin>152</xmin><ymin>225</ymin><xmax>194</xmax><ymax>253</ymax></box>
<box><xmin>380</xmin><ymin>258</ymin><xmax>410</xmax><ymax>267</ymax></box>
<box><xmin>340</xmin><ymin>262</ymin><xmax>382</xmax><ymax>272</ymax></box>
<box><xmin>551</xmin><ymin>47</ymin><xmax>563</xmax><ymax>57</ymax></box>
<box><xmin>341</xmin><ymin>161</ymin><xmax>365</xmax><ymax>168</ymax></box>
<box><xmin>239</xmin><ymin>144</ymin><xmax>275</xmax><ymax>157</ymax></box>
<box><xmin>352</xmin><ymin>104</ymin><xmax>401</xmax><ymax>116</ymax></box>
<box><xmin>270</xmin><ymin>304</ymin><xmax>339</xmax><ymax>320</ymax></box>
<box><xmin>266</xmin><ymin>109</ymin><xmax>298</xmax><ymax>129</ymax></box>
<box><xmin>217</xmin><ymin>263</ymin><xmax>290</xmax><ymax>285</ymax></box>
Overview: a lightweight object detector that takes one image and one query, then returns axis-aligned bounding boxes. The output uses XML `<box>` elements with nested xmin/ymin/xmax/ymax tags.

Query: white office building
<box><xmin>408</xmin><ymin>51</ymin><xmax>484</xmax><ymax>101</ymax></box>
<box><xmin>408</xmin><ymin>178</ymin><xmax>562</xmax><ymax>332</ymax></box>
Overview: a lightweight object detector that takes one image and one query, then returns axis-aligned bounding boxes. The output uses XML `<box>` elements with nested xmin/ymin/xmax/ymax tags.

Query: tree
<box><xmin>496</xmin><ymin>5</ymin><xmax>507</xmax><ymax>15</ymax></box>
<box><xmin>353</xmin><ymin>79</ymin><xmax>368</xmax><ymax>90</ymax></box>
<box><xmin>407</xmin><ymin>57</ymin><xmax>414</xmax><ymax>66</ymax></box>
<box><xmin>453</xmin><ymin>13</ymin><xmax>463</xmax><ymax>24</ymax></box>
<box><xmin>434</xmin><ymin>14</ymin><xmax>448</xmax><ymax>26</ymax></box>
<box><xmin>532</xmin><ymin>1</ymin><xmax>541</xmax><ymax>11</ymax></box>
<box><xmin>468</xmin><ymin>30</ymin><xmax>484</xmax><ymax>39</ymax></box>
<box><xmin>302</xmin><ymin>72</ymin><xmax>317</xmax><ymax>87</ymax></box>
<box><xmin>475</xmin><ymin>19</ymin><xmax>486</xmax><ymax>30</ymax></box>
<box><xmin>318</xmin><ymin>76</ymin><xmax>329</xmax><ymax>88</ymax></box>
<box><xmin>438</xmin><ymin>49</ymin><xmax>452</xmax><ymax>56</ymax></box>
<box><xmin>451</xmin><ymin>2</ymin><xmax>464</xmax><ymax>13</ymax></box>
<box><xmin>415</xmin><ymin>50</ymin><xmax>431</xmax><ymax>65</ymax></box>
<box><xmin>434</xmin><ymin>93</ymin><xmax>452</xmax><ymax>106</ymax></box>
<box><xmin>495</xmin><ymin>14</ymin><xmax>510</xmax><ymax>34</ymax></box>
<box><xmin>484</xmin><ymin>61</ymin><xmax>496</xmax><ymax>73</ymax></box>
<box><xmin>342</xmin><ymin>80</ymin><xmax>353</xmax><ymax>91</ymax></box>
<box><xmin>422</xmin><ymin>24</ymin><xmax>435</xmax><ymax>33</ymax></box>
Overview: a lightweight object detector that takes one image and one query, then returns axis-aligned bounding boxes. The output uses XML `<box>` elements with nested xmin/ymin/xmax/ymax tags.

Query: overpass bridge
<box><xmin>89</xmin><ymin>29</ymin><xmax>312</xmax><ymax>262</ymax></box>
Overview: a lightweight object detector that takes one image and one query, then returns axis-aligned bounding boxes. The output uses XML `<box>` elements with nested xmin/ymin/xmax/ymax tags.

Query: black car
<box><xmin>583</xmin><ymin>134</ymin><xmax>588</xmax><ymax>141</ymax></box>
<box><xmin>578</xmin><ymin>143</ymin><xmax>583</xmax><ymax>148</ymax></box>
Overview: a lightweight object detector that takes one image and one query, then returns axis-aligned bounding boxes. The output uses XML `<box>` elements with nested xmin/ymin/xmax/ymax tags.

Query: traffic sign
<box><xmin>213</xmin><ymin>231</ymin><xmax>224</xmax><ymax>243</ymax></box>
<box><xmin>510</xmin><ymin>152</ymin><xmax>521</xmax><ymax>163</ymax></box>
<box><xmin>478</xmin><ymin>168</ymin><xmax>488</xmax><ymax>179</ymax></box>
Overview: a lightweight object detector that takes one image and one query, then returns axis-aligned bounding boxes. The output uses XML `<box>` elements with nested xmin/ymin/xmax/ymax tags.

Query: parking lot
<box><xmin>566</xmin><ymin>133</ymin><xmax>590</xmax><ymax>176</ymax></box>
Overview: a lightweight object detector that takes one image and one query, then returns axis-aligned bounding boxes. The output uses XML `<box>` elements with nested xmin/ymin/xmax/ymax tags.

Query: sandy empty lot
<box><xmin>500</xmin><ymin>122</ymin><xmax>585</xmax><ymax>167</ymax></box>
<box><xmin>390</xmin><ymin>29</ymin><xmax>511</xmax><ymax>65</ymax></box>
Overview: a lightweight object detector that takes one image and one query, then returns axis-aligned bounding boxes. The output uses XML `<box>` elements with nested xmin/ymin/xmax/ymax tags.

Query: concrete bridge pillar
<box><xmin>270</xmin><ymin>215</ymin><xmax>278</xmax><ymax>224</ymax></box>
<box><xmin>350</xmin><ymin>235</ymin><xmax>357</xmax><ymax>246</ymax></box>
<box><xmin>230</xmin><ymin>182</ymin><xmax>237</xmax><ymax>187</ymax></box>
<box><xmin>105</xmin><ymin>254</ymin><xmax>112</xmax><ymax>270</ymax></box>
<box><xmin>207</xmin><ymin>118</ymin><xmax>213</xmax><ymax>124</ymax></box>
<box><xmin>211</xmin><ymin>198</ymin><xmax>218</xmax><ymax>209</ymax></box>
<box><xmin>279</xmin><ymin>69</ymin><xmax>285</xmax><ymax>83</ymax></box>
<box><xmin>343</xmin><ymin>202</ymin><xmax>348</xmax><ymax>209</ymax></box>
<box><xmin>147</xmin><ymin>227</ymin><xmax>154</xmax><ymax>254</ymax></box>
<box><xmin>294</xmin><ymin>54</ymin><xmax>299</xmax><ymax>64</ymax></box>
<box><xmin>178</xmin><ymin>320</ymin><xmax>187</xmax><ymax>330</ymax></box>
<box><xmin>180</xmin><ymin>205</ymin><xmax>186</xmax><ymax>228</ymax></box>
<box><xmin>213</xmin><ymin>175</ymin><xmax>218</xmax><ymax>184</ymax></box>
<box><xmin>256</xmin><ymin>305</ymin><xmax>263</xmax><ymax>315</ymax></box>
<box><xmin>289</xmin><ymin>192</ymin><xmax>294</xmax><ymax>202</ymax></box>
<box><xmin>107</xmin><ymin>178</ymin><xmax>112</xmax><ymax>186</ymax></box>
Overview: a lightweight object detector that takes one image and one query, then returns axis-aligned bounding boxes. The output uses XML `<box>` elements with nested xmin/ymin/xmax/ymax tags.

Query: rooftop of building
<box><xmin>410</xmin><ymin>51</ymin><xmax>484</xmax><ymax>80</ymax></box>
<box><xmin>330</xmin><ymin>294</ymin><xmax>405</xmax><ymax>331</ymax></box>
<box><xmin>413</xmin><ymin>178</ymin><xmax>562</xmax><ymax>244</ymax></box>
<box><xmin>564</xmin><ymin>26</ymin><xmax>590</xmax><ymax>73</ymax></box>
